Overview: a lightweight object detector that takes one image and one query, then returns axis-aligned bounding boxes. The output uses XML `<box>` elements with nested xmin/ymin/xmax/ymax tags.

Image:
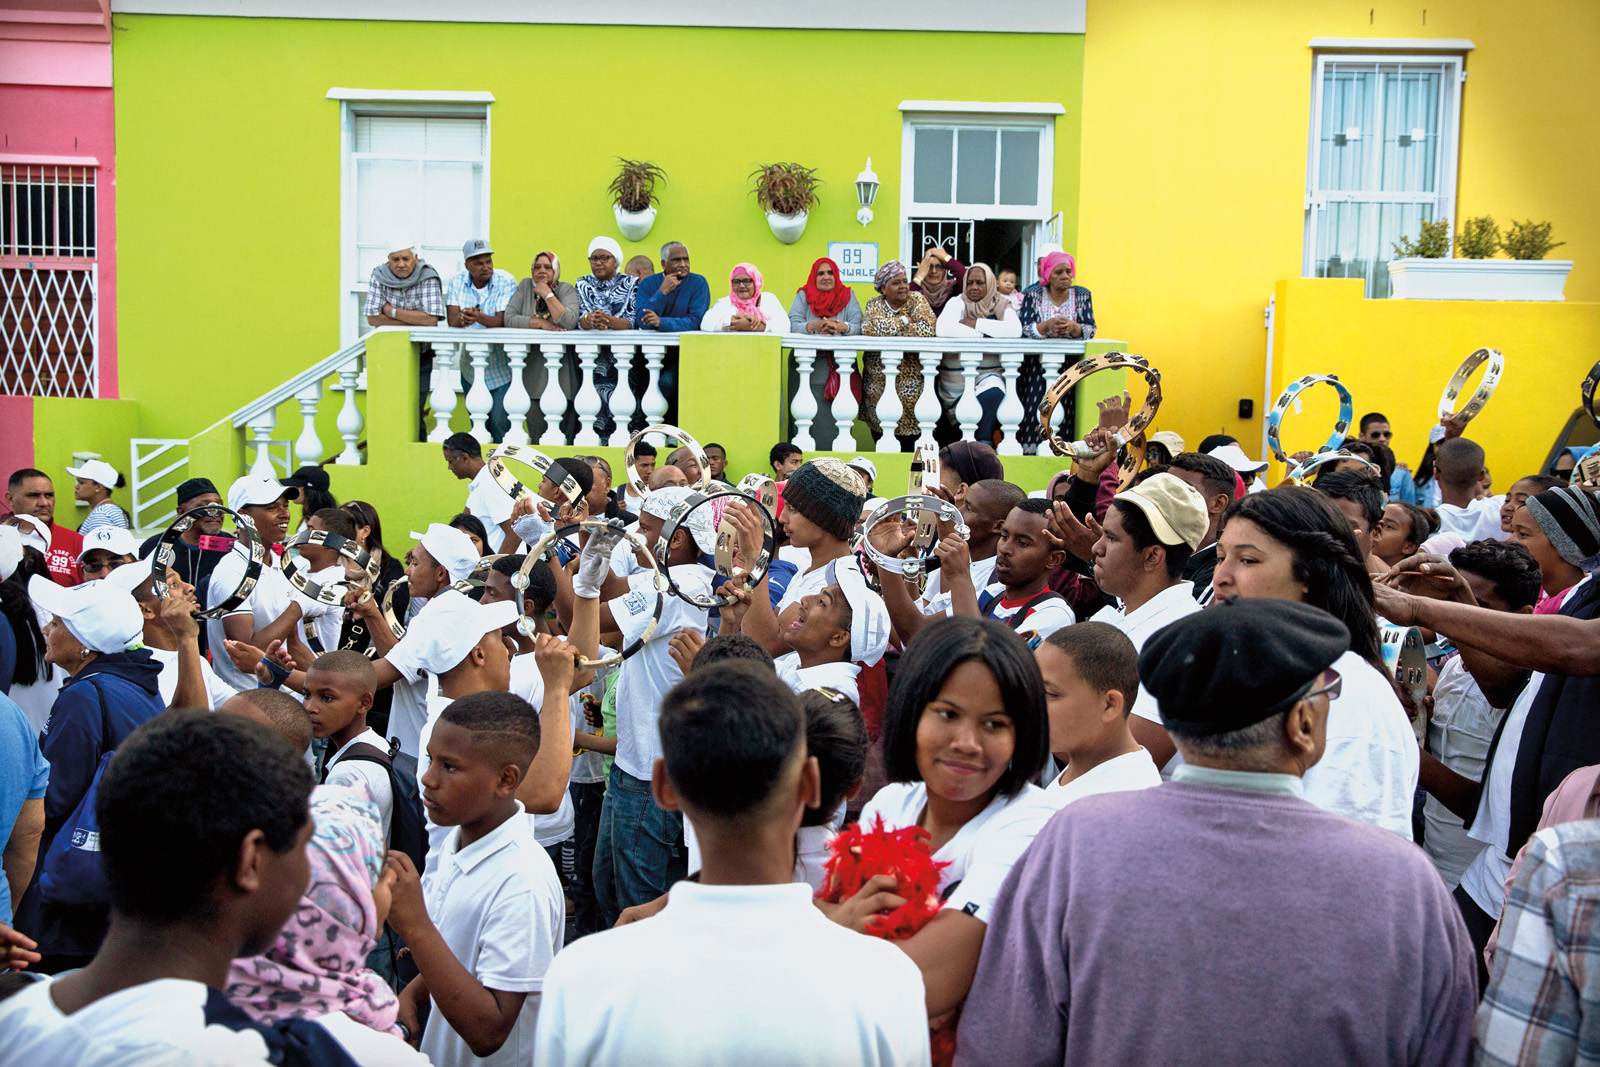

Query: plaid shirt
<box><xmin>364</xmin><ymin>265</ymin><xmax>446</xmax><ymax>318</ymax></box>
<box><xmin>1476</xmin><ymin>818</ymin><xmax>1600</xmax><ymax>1066</ymax></box>
<box><xmin>444</xmin><ymin>268</ymin><xmax>518</xmax><ymax>390</ymax></box>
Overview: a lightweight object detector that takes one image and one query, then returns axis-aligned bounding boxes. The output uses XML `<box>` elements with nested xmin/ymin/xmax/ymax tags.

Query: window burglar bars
<box><xmin>0</xmin><ymin>163</ymin><xmax>99</xmax><ymax>397</ymax></box>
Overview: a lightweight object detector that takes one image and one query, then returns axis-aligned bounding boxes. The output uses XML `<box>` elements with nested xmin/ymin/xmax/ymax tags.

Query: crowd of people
<box><xmin>0</xmin><ymin>377</ymin><xmax>1598</xmax><ymax>1066</ymax></box>
<box><xmin>364</xmin><ymin>235</ymin><xmax>1097</xmax><ymax>446</ymax></box>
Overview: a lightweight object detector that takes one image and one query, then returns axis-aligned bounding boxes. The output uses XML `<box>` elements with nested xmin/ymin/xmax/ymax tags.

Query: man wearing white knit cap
<box><xmin>365</xmin><ymin>235</ymin><xmax>444</xmax><ymax>328</ymax></box>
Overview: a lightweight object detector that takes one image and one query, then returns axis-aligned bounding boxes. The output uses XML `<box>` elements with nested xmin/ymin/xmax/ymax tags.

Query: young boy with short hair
<box><xmin>949</xmin><ymin>499</ymin><xmax>1075</xmax><ymax>639</ymax></box>
<box><xmin>1035</xmin><ymin>623</ymin><xmax>1162</xmax><ymax>809</ymax></box>
<box><xmin>386</xmin><ymin>689</ymin><xmax>565</xmax><ymax>1067</ymax></box>
<box><xmin>305</xmin><ymin>650</ymin><xmax>393</xmax><ymax>841</ymax></box>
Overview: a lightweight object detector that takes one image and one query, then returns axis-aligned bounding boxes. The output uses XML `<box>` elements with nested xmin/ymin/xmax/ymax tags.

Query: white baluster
<box><xmin>538</xmin><ymin>342</ymin><xmax>568</xmax><ymax>445</ymax></box>
<box><xmin>463</xmin><ymin>340</ymin><xmax>493</xmax><ymax>444</ymax></box>
<box><xmin>954</xmin><ymin>349</ymin><xmax>983</xmax><ymax>441</ymax></box>
<box><xmin>995</xmin><ymin>350</ymin><xmax>1027</xmax><ymax>456</ymax></box>
<box><xmin>790</xmin><ymin>347</ymin><xmax>818</xmax><ymax>451</ymax></box>
<box><xmin>427</xmin><ymin>343</ymin><xmax>460</xmax><ymax>443</ymax></box>
<box><xmin>502</xmin><ymin>343</ymin><xmax>532</xmax><ymax>447</ymax></box>
<box><xmin>875</xmin><ymin>348</ymin><xmax>904</xmax><ymax>454</ymax></box>
<box><xmin>246</xmin><ymin>410</ymin><xmax>277</xmax><ymax>479</ymax></box>
<box><xmin>830</xmin><ymin>349</ymin><xmax>861</xmax><ymax>451</ymax></box>
<box><xmin>640</xmin><ymin>344</ymin><xmax>668</xmax><ymax>426</ymax></box>
<box><xmin>335</xmin><ymin>363</ymin><xmax>364</xmax><ymax>465</ymax></box>
<box><xmin>607</xmin><ymin>343</ymin><xmax>638</xmax><ymax>444</ymax></box>
<box><xmin>913</xmin><ymin>350</ymin><xmax>943</xmax><ymax>448</ymax></box>
<box><xmin>293</xmin><ymin>381</ymin><xmax>324</xmax><ymax>468</ymax></box>
<box><xmin>572</xmin><ymin>342</ymin><xmax>602</xmax><ymax>446</ymax></box>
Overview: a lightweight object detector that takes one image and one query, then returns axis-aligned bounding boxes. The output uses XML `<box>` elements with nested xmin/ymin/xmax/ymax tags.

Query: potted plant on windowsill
<box><xmin>751</xmin><ymin>162</ymin><xmax>821</xmax><ymax>244</ymax></box>
<box><xmin>1389</xmin><ymin>216</ymin><xmax>1572</xmax><ymax>301</ymax></box>
<box><xmin>609</xmin><ymin>158</ymin><xmax>665</xmax><ymax>242</ymax></box>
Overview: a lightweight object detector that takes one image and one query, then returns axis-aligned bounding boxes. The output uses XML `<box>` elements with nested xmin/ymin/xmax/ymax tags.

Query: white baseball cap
<box><xmin>7</xmin><ymin>513</ymin><xmax>48</xmax><ymax>553</ymax></box>
<box><xmin>228</xmin><ymin>474</ymin><xmax>293</xmax><ymax>512</ymax></box>
<box><xmin>106</xmin><ymin>555</ymin><xmax>156</xmax><ymax>595</ymax></box>
<box><xmin>28</xmin><ymin>573</ymin><xmax>144</xmax><ymax>653</ymax></box>
<box><xmin>641</xmin><ymin>487</ymin><xmax>718</xmax><ymax>554</ymax></box>
<box><xmin>77</xmin><ymin>526</ymin><xmax>141</xmax><ymax>564</ymax></box>
<box><xmin>404</xmin><ymin>595</ymin><xmax>517</xmax><ymax>676</ymax></box>
<box><xmin>1206</xmin><ymin>443</ymin><xmax>1269</xmax><ymax>474</ymax></box>
<box><xmin>0</xmin><ymin>526</ymin><xmax>22</xmax><ymax>581</ymax></box>
<box><xmin>834</xmin><ymin>558</ymin><xmax>890</xmax><ymax>666</ymax></box>
<box><xmin>410</xmin><ymin>523</ymin><xmax>480</xmax><ymax>584</ymax></box>
<box><xmin>846</xmin><ymin>457</ymin><xmax>878</xmax><ymax>483</ymax></box>
<box><xmin>65</xmin><ymin>459</ymin><xmax>120</xmax><ymax>491</ymax></box>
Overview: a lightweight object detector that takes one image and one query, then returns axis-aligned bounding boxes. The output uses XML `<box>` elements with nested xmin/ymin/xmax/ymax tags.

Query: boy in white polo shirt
<box><xmin>208</xmin><ymin>474</ymin><xmax>299</xmax><ymax>691</ymax></box>
<box><xmin>386</xmin><ymin>690</ymin><xmax>565</xmax><ymax>1067</ymax></box>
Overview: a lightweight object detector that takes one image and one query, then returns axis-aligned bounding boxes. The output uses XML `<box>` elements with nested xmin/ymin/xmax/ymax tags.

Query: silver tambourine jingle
<box><xmin>520</xmin><ymin>520</ymin><xmax>669</xmax><ymax>668</ymax></box>
<box><xmin>1039</xmin><ymin>351</ymin><xmax>1162</xmax><ymax>491</ymax></box>
<box><xmin>656</xmin><ymin>491</ymin><xmax>776</xmax><ymax>609</ymax></box>
<box><xmin>153</xmin><ymin>504</ymin><xmax>267</xmax><ymax>619</ymax></box>
<box><xmin>623</xmin><ymin>424</ymin><xmax>712</xmax><ymax>496</ymax></box>
<box><xmin>280</xmin><ymin>528</ymin><xmax>382</xmax><ymax>606</ymax></box>
<box><xmin>860</xmin><ymin>494</ymin><xmax>971</xmax><ymax>582</ymax></box>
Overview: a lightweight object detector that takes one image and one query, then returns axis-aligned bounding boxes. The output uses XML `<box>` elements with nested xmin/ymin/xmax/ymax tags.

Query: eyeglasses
<box><xmin>1305</xmin><ymin>668</ymin><xmax>1342</xmax><ymax>702</ymax></box>
<box><xmin>80</xmin><ymin>557</ymin><xmax>123</xmax><ymax>576</ymax></box>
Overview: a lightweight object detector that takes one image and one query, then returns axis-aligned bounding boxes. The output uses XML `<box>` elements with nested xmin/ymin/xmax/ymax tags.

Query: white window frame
<box><xmin>898</xmin><ymin>104</ymin><xmax>1059</xmax><ymax>265</ymax></box>
<box><xmin>335</xmin><ymin>92</ymin><xmax>493</xmax><ymax>346</ymax></box>
<box><xmin>1301</xmin><ymin>52</ymin><xmax>1464</xmax><ymax>289</ymax></box>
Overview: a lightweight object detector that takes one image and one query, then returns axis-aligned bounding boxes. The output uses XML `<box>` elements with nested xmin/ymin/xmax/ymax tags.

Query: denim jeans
<box><xmin>593</xmin><ymin>766</ymin><xmax>684</xmax><ymax>928</ymax></box>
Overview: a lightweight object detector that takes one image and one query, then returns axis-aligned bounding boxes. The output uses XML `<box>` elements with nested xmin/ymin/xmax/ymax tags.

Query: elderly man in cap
<box><xmin>365</xmin><ymin>237</ymin><xmax>444</xmax><ymax>327</ymax></box>
<box><xmin>445</xmin><ymin>237</ymin><xmax>519</xmax><ymax>441</ymax></box>
<box><xmin>75</xmin><ymin>527</ymin><xmax>139</xmax><ymax>583</ymax></box>
<box><xmin>957</xmin><ymin>598</ymin><xmax>1478</xmax><ymax>1067</ymax></box>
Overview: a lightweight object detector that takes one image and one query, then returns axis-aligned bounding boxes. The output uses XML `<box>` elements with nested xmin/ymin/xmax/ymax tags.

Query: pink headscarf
<box><xmin>1039</xmin><ymin>251</ymin><xmax>1076</xmax><ymax>288</ymax></box>
<box><xmin>730</xmin><ymin>263</ymin><xmax>766</xmax><ymax>322</ymax></box>
<box><xmin>226</xmin><ymin>785</ymin><xmax>401</xmax><ymax>1036</ymax></box>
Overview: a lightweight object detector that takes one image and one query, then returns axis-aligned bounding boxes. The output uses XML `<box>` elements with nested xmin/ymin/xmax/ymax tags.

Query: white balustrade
<box><xmin>246</xmin><ymin>409</ymin><xmax>277</xmax><ymax>479</ymax></box>
<box><xmin>640</xmin><ymin>343</ymin><xmax>668</xmax><ymax>425</ymax></box>
<box><xmin>790</xmin><ymin>347</ymin><xmax>818</xmax><ymax>450</ymax></box>
<box><xmin>953</xmin><ymin>350</ymin><xmax>984</xmax><ymax>440</ymax></box>
<box><xmin>609</xmin><ymin>344</ymin><xmax>638</xmax><ymax>444</ymax></box>
<box><xmin>335</xmin><ymin>363</ymin><xmax>363</xmax><ymax>465</ymax></box>
<box><xmin>913</xmin><ymin>351</ymin><xmax>942</xmax><ymax>448</ymax></box>
<box><xmin>995</xmin><ymin>351</ymin><xmax>1027</xmax><ymax>456</ymax></box>
<box><xmin>292</xmin><ymin>382</ymin><xmax>323</xmax><ymax>468</ymax></box>
<box><xmin>538</xmin><ymin>342</ymin><xmax>568</xmax><ymax>445</ymax></box>
<box><xmin>462</xmin><ymin>341</ymin><xmax>494</xmax><ymax>443</ymax></box>
<box><xmin>502</xmin><ymin>343</ymin><xmax>533</xmax><ymax>447</ymax></box>
<box><xmin>829</xmin><ymin>349</ymin><xmax>861</xmax><ymax>451</ymax></box>
<box><xmin>572</xmin><ymin>343</ymin><xmax>603</xmax><ymax>447</ymax></box>
<box><xmin>427</xmin><ymin>343</ymin><xmax>459</xmax><ymax>443</ymax></box>
<box><xmin>875</xmin><ymin>349</ymin><xmax>904</xmax><ymax>454</ymax></box>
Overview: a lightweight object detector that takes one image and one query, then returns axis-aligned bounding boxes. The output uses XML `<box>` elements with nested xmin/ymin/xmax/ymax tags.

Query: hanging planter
<box><xmin>750</xmin><ymin>162</ymin><xmax>821</xmax><ymax>244</ymax></box>
<box><xmin>608</xmin><ymin>158</ymin><xmax>665</xmax><ymax>243</ymax></box>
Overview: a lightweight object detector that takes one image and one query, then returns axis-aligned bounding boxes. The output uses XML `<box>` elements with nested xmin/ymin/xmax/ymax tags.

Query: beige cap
<box><xmin>1149</xmin><ymin>430</ymin><xmax>1185</xmax><ymax>457</ymax></box>
<box><xmin>1116</xmin><ymin>472</ymin><xmax>1209</xmax><ymax>550</ymax></box>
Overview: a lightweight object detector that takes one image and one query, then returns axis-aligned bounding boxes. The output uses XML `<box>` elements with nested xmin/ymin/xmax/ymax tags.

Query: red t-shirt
<box><xmin>46</xmin><ymin>523</ymin><xmax>82</xmax><ymax>586</ymax></box>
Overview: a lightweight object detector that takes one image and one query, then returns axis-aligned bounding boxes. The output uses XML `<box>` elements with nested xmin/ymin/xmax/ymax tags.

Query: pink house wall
<box><xmin>0</xmin><ymin>395</ymin><xmax>35</xmax><ymax>475</ymax></box>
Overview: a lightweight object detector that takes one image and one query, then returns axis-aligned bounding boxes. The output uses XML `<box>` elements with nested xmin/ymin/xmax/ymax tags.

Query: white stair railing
<box><xmin>129</xmin><ymin>438</ymin><xmax>190</xmax><ymax>535</ymax></box>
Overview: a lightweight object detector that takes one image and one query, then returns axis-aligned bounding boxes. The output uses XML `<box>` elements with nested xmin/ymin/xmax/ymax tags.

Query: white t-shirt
<box><xmin>1103</xmin><ymin>582</ymin><xmax>1204</xmax><ymax>768</ymax></box>
<box><xmin>977</xmin><ymin>583</ymin><xmax>1075</xmax><ymax>639</ymax></box>
<box><xmin>324</xmin><ymin>726</ymin><xmax>396</xmax><ymax>844</ymax></box>
<box><xmin>534</xmin><ymin>880</ymin><xmax>929</xmax><ymax>1067</ymax></box>
<box><xmin>300</xmin><ymin>565</ymin><xmax>346</xmax><ymax>653</ymax></box>
<box><xmin>206</xmin><ymin>551</ymin><xmax>295</xmax><ymax>692</ymax></box>
<box><xmin>1423</xmin><ymin>656</ymin><xmax>1504</xmax><ymax>888</ymax></box>
<box><xmin>683</xmin><ymin>822</ymin><xmax>837</xmax><ymax>893</ymax></box>
<box><xmin>1042</xmin><ymin>747</ymin><xmax>1163</xmax><ymax>811</ymax></box>
<box><xmin>918</xmin><ymin>554</ymin><xmax>997</xmax><ymax>617</ymax></box>
<box><xmin>147</xmin><ymin>646</ymin><xmax>237</xmax><ymax>710</ymax></box>
<box><xmin>773</xmin><ymin>652</ymin><xmax>861</xmax><ymax>704</ymax></box>
<box><xmin>466</xmin><ymin>463</ymin><xmax>517</xmax><ymax>544</ymax></box>
<box><xmin>1435</xmin><ymin>497</ymin><xmax>1508</xmax><ymax>543</ymax></box>
<box><xmin>1300</xmin><ymin>650</ymin><xmax>1421</xmax><ymax>839</ymax></box>
<box><xmin>775</xmin><ymin>549</ymin><xmax>845</xmax><ymax>614</ymax></box>
<box><xmin>612</xmin><ymin>564</ymin><xmax>711</xmax><ymax>780</ymax></box>
<box><xmin>384</xmin><ymin>588</ymin><xmax>476</xmax><ymax>759</ymax></box>
<box><xmin>1460</xmin><ymin>671</ymin><xmax>1545</xmax><ymax>917</ymax></box>
<box><xmin>422</xmin><ymin>803</ymin><xmax>565</xmax><ymax>1067</ymax></box>
<box><xmin>858</xmin><ymin>781</ymin><xmax>1051</xmax><ymax>924</ymax></box>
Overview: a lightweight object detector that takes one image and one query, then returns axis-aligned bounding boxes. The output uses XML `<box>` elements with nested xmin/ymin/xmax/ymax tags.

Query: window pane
<box><xmin>913</xmin><ymin>128</ymin><xmax>953</xmax><ymax>203</ymax></box>
<box><xmin>421</xmin><ymin>117</ymin><xmax>485</xmax><ymax>159</ymax></box>
<box><xmin>1379</xmin><ymin>68</ymin><xmax>1441</xmax><ymax>192</ymax></box>
<box><xmin>355</xmin><ymin>158</ymin><xmax>420</xmax><ymax>245</ymax></box>
<box><xmin>421</xmin><ymin>161</ymin><xmax>482</xmax><ymax>269</ymax></box>
<box><xmin>956</xmin><ymin>128</ymin><xmax>997</xmax><ymax>204</ymax></box>
<box><xmin>1318</xmin><ymin>65</ymin><xmax>1378</xmax><ymax>191</ymax></box>
<box><xmin>1313</xmin><ymin>200</ymin><xmax>1434</xmax><ymax>297</ymax></box>
<box><xmin>999</xmin><ymin>129</ymin><xmax>1040</xmax><ymax>206</ymax></box>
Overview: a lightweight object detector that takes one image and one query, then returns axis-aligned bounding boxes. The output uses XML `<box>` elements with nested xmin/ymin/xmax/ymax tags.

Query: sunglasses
<box><xmin>1305</xmin><ymin>668</ymin><xmax>1342</xmax><ymax>702</ymax></box>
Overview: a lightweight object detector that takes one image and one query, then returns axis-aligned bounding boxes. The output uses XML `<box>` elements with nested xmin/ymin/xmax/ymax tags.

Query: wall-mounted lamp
<box><xmin>855</xmin><ymin>158</ymin><xmax>879</xmax><ymax>227</ymax></box>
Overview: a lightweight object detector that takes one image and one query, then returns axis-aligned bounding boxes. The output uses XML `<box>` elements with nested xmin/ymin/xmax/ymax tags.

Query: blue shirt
<box><xmin>633</xmin><ymin>272</ymin><xmax>710</xmax><ymax>332</ymax></box>
<box><xmin>1389</xmin><ymin>467</ymin><xmax>1417</xmax><ymax>505</ymax></box>
<box><xmin>0</xmin><ymin>692</ymin><xmax>48</xmax><ymax>923</ymax></box>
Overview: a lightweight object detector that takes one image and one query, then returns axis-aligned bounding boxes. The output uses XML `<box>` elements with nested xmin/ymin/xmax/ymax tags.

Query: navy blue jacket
<box><xmin>633</xmin><ymin>272</ymin><xmax>710</xmax><ymax>332</ymax></box>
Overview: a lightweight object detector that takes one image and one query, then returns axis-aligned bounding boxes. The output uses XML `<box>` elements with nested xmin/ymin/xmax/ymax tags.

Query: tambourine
<box><xmin>379</xmin><ymin>577</ymin><xmax>409</xmax><ymax>640</ymax></box>
<box><xmin>1287</xmin><ymin>449</ymin><xmax>1381</xmax><ymax>485</ymax></box>
<box><xmin>907</xmin><ymin>444</ymin><xmax>942</xmax><ymax>557</ymax></box>
<box><xmin>519</xmin><ymin>520</ymin><xmax>669</xmax><ymax>668</ymax></box>
<box><xmin>153</xmin><ymin>505</ymin><xmax>267</xmax><ymax>619</ymax></box>
<box><xmin>624</xmin><ymin>424</ymin><xmax>712</xmax><ymax>496</ymax></box>
<box><xmin>1576</xmin><ymin>450</ymin><xmax>1600</xmax><ymax>491</ymax></box>
<box><xmin>1266</xmin><ymin>374</ymin><xmax>1353</xmax><ymax>465</ymax></box>
<box><xmin>1381</xmin><ymin>624</ymin><xmax>1429</xmax><ymax>744</ymax></box>
<box><xmin>280</xmin><ymin>529</ymin><xmax>382</xmax><ymax>606</ymax></box>
<box><xmin>656</xmin><ymin>490</ymin><xmax>776</xmax><ymax>608</ymax></box>
<box><xmin>1039</xmin><ymin>352</ymin><xmax>1162</xmax><ymax>491</ymax></box>
<box><xmin>486</xmin><ymin>444</ymin><xmax>585</xmax><ymax>509</ymax></box>
<box><xmin>861</xmin><ymin>494</ymin><xmax>971</xmax><ymax>582</ymax></box>
<box><xmin>457</xmin><ymin>554</ymin><xmax>506</xmax><ymax>595</ymax></box>
<box><xmin>1438</xmin><ymin>348</ymin><xmax>1504</xmax><ymax>425</ymax></box>
<box><xmin>735</xmin><ymin>473</ymin><xmax>777</xmax><ymax>513</ymax></box>
<box><xmin>1582</xmin><ymin>360</ymin><xmax>1600</xmax><ymax>429</ymax></box>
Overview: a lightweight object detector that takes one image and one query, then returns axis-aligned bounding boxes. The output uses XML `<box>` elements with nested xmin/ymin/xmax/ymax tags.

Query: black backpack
<box><xmin>331</xmin><ymin>738</ymin><xmax>427</xmax><ymax>871</ymax></box>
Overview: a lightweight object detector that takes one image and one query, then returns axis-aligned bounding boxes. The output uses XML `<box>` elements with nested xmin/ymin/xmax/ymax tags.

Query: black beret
<box><xmin>1139</xmin><ymin>599</ymin><xmax>1350</xmax><ymax>735</ymax></box>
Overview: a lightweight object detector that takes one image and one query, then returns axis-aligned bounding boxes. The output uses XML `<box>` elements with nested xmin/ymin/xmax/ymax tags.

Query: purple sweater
<box><xmin>955</xmin><ymin>780</ymin><xmax>1477</xmax><ymax>1067</ymax></box>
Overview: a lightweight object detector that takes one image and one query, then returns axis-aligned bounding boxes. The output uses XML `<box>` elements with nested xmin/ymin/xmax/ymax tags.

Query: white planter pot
<box><xmin>613</xmin><ymin>203</ymin><xmax>656</xmax><ymax>242</ymax></box>
<box><xmin>1388</xmin><ymin>257</ymin><xmax>1573</xmax><ymax>301</ymax></box>
<box><xmin>766</xmin><ymin>209</ymin><xmax>809</xmax><ymax>245</ymax></box>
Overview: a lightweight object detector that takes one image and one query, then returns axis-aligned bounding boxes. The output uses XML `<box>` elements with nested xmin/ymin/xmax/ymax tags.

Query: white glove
<box><xmin>512</xmin><ymin>501</ymin><xmax>553</xmax><ymax>547</ymax></box>
<box><xmin>573</xmin><ymin>521</ymin><xmax>626</xmax><ymax>599</ymax></box>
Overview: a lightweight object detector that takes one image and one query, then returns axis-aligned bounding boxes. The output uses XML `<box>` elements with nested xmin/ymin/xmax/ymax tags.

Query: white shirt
<box><xmin>324</xmin><ymin>727</ymin><xmax>396</xmax><ymax>844</ymax></box>
<box><xmin>919</xmin><ymin>554</ymin><xmax>997</xmax><ymax>617</ymax></box>
<box><xmin>859</xmin><ymin>780</ymin><xmax>1051</xmax><ymax>924</ymax></box>
<box><xmin>147</xmin><ymin>646</ymin><xmax>237</xmax><ymax>710</ymax></box>
<box><xmin>206</xmin><ymin>550</ymin><xmax>295</xmax><ymax>692</ymax></box>
<box><xmin>934</xmin><ymin>298</ymin><xmax>1022</xmax><ymax>338</ymax></box>
<box><xmin>700</xmin><ymin>291</ymin><xmax>790</xmax><ymax>334</ymax></box>
<box><xmin>422</xmin><ymin>802</ymin><xmax>564</xmax><ymax>1067</ymax></box>
<box><xmin>776</xmin><ymin>549</ymin><xmax>855</xmax><ymax>615</ymax></box>
<box><xmin>1102</xmin><ymin>582</ymin><xmax>1204</xmax><ymax>763</ymax></box>
<box><xmin>682</xmin><ymin>822</ymin><xmax>838</xmax><ymax>893</ymax></box>
<box><xmin>534</xmin><ymin>880</ymin><xmax>930</xmax><ymax>1067</ymax></box>
<box><xmin>384</xmin><ymin>588</ymin><xmax>476</xmax><ymax>759</ymax></box>
<box><xmin>977</xmin><ymin>583</ymin><xmax>1076</xmax><ymax>639</ymax></box>
<box><xmin>1042</xmin><ymin>748</ymin><xmax>1163</xmax><ymax>811</ymax></box>
<box><xmin>1423</xmin><ymin>656</ymin><xmax>1504</xmax><ymax>888</ymax></box>
<box><xmin>773</xmin><ymin>652</ymin><xmax>860</xmax><ymax>705</ymax></box>
<box><xmin>1435</xmin><ymin>497</ymin><xmax>1508</xmax><ymax>543</ymax></box>
<box><xmin>1460</xmin><ymin>671</ymin><xmax>1545</xmax><ymax>917</ymax></box>
<box><xmin>300</xmin><ymin>565</ymin><xmax>346</xmax><ymax>653</ymax></box>
<box><xmin>466</xmin><ymin>464</ymin><xmax>517</xmax><ymax>548</ymax></box>
<box><xmin>612</xmin><ymin>564</ymin><xmax>711</xmax><ymax>780</ymax></box>
<box><xmin>1300</xmin><ymin>650</ymin><xmax>1421</xmax><ymax>839</ymax></box>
